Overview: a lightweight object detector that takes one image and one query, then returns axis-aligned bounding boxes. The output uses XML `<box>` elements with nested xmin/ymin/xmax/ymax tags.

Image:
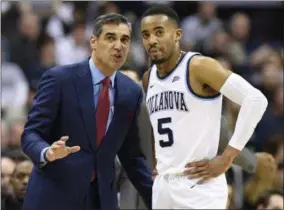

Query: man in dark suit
<box><xmin>21</xmin><ymin>13</ymin><xmax>153</xmax><ymax>210</ymax></box>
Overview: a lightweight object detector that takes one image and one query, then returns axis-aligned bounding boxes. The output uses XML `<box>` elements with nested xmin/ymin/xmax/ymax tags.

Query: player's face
<box><xmin>141</xmin><ymin>15</ymin><xmax>182</xmax><ymax>64</ymax></box>
<box><xmin>90</xmin><ymin>23</ymin><xmax>131</xmax><ymax>70</ymax></box>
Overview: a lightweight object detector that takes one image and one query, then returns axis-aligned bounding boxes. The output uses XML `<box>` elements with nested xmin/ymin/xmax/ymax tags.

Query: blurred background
<box><xmin>1</xmin><ymin>1</ymin><xmax>283</xmax><ymax>210</ymax></box>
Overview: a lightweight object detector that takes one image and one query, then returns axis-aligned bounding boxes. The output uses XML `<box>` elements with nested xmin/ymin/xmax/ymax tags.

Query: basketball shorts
<box><xmin>152</xmin><ymin>173</ymin><xmax>228</xmax><ymax>209</ymax></box>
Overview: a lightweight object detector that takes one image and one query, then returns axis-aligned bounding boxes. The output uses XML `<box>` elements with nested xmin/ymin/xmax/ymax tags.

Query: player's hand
<box><xmin>46</xmin><ymin>136</ymin><xmax>80</xmax><ymax>162</ymax></box>
<box><xmin>184</xmin><ymin>155</ymin><xmax>233</xmax><ymax>184</ymax></box>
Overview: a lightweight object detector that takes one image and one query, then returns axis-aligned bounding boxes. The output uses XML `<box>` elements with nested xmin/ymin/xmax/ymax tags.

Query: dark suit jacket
<box><xmin>21</xmin><ymin>59</ymin><xmax>153</xmax><ymax>210</ymax></box>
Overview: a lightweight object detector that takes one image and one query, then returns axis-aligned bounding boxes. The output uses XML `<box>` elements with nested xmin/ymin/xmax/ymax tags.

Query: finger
<box><xmin>66</xmin><ymin>146</ymin><xmax>80</xmax><ymax>153</ymax></box>
<box><xmin>188</xmin><ymin>171</ymin><xmax>210</xmax><ymax>179</ymax></box>
<box><xmin>184</xmin><ymin>166</ymin><xmax>208</xmax><ymax>175</ymax></box>
<box><xmin>51</xmin><ymin>144</ymin><xmax>62</xmax><ymax>150</ymax></box>
<box><xmin>185</xmin><ymin>160</ymin><xmax>209</xmax><ymax>168</ymax></box>
<box><xmin>52</xmin><ymin>141</ymin><xmax>65</xmax><ymax>149</ymax></box>
<box><xmin>60</xmin><ymin>136</ymin><xmax>69</xmax><ymax>142</ymax></box>
<box><xmin>55</xmin><ymin>140</ymin><xmax>66</xmax><ymax>146</ymax></box>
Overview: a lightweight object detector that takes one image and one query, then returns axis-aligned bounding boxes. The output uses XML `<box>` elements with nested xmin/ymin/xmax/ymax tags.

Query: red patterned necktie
<box><xmin>95</xmin><ymin>77</ymin><xmax>111</xmax><ymax>148</ymax></box>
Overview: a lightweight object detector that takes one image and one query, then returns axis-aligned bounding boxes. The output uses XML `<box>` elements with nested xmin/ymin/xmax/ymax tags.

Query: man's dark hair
<box><xmin>141</xmin><ymin>5</ymin><xmax>180</xmax><ymax>26</ymax></box>
<box><xmin>93</xmin><ymin>13</ymin><xmax>130</xmax><ymax>37</ymax></box>
<box><xmin>1</xmin><ymin>148</ymin><xmax>29</xmax><ymax>162</ymax></box>
<box><xmin>255</xmin><ymin>189</ymin><xmax>284</xmax><ymax>208</ymax></box>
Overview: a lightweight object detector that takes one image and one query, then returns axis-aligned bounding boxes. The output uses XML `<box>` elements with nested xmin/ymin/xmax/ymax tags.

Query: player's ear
<box><xmin>175</xmin><ymin>28</ymin><xmax>183</xmax><ymax>43</ymax></box>
<box><xmin>90</xmin><ymin>35</ymin><xmax>98</xmax><ymax>50</ymax></box>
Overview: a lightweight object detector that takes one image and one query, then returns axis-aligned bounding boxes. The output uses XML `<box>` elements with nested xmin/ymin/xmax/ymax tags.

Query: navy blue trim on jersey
<box><xmin>145</xmin><ymin>65</ymin><xmax>153</xmax><ymax>97</ymax></box>
<box><xmin>186</xmin><ymin>54</ymin><xmax>221</xmax><ymax>100</ymax></box>
<box><xmin>156</xmin><ymin>52</ymin><xmax>187</xmax><ymax>80</ymax></box>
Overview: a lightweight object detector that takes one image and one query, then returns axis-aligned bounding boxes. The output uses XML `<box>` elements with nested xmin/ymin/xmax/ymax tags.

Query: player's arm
<box><xmin>219</xmin><ymin>115</ymin><xmax>257</xmax><ymax>173</ymax></box>
<box><xmin>142</xmin><ymin>71</ymin><xmax>157</xmax><ymax>178</ymax></box>
<box><xmin>191</xmin><ymin>56</ymin><xmax>268</xmax><ymax>162</ymax></box>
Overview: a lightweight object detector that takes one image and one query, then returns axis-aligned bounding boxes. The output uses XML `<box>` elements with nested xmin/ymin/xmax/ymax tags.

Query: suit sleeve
<box><xmin>21</xmin><ymin>69</ymin><xmax>61</xmax><ymax>167</ymax></box>
<box><xmin>117</xmin><ymin>87</ymin><xmax>153</xmax><ymax>209</ymax></box>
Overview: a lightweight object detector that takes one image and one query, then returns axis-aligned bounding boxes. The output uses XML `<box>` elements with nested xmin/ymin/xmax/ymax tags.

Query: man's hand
<box><xmin>46</xmin><ymin>136</ymin><xmax>80</xmax><ymax>162</ymax></box>
<box><xmin>184</xmin><ymin>155</ymin><xmax>233</xmax><ymax>184</ymax></box>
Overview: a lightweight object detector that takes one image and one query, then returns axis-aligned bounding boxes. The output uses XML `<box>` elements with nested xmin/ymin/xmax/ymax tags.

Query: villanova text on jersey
<box><xmin>146</xmin><ymin>91</ymin><xmax>189</xmax><ymax>115</ymax></box>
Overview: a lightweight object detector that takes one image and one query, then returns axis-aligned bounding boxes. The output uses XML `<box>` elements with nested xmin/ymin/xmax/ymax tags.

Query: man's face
<box><xmin>141</xmin><ymin>15</ymin><xmax>182</xmax><ymax>64</ymax></box>
<box><xmin>231</xmin><ymin>14</ymin><xmax>250</xmax><ymax>41</ymax></box>
<box><xmin>10</xmin><ymin>161</ymin><xmax>33</xmax><ymax>199</ymax></box>
<box><xmin>90</xmin><ymin>23</ymin><xmax>131</xmax><ymax>71</ymax></box>
<box><xmin>199</xmin><ymin>2</ymin><xmax>216</xmax><ymax>20</ymax></box>
<box><xmin>1</xmin><ymin>157</ymin><xmax>16</xmax><ymax>187</ymax></box>
<box><xmin>73</xmin><ymin>25</ymin><xmax>86</xmax><ymax>45</ymax></box>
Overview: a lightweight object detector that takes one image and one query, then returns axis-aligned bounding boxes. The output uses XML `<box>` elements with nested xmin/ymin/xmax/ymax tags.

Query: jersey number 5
<box><xmin>158</xmin><ymin>117</ymin><xmax>174</xmax><ymax>147</ymax></box>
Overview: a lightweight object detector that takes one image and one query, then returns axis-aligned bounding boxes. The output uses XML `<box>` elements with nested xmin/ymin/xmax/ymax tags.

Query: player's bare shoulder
<box><xmin>189</xmin><ymin>55</ymin><xmax>232</xmax><ymax>93</ymax></box>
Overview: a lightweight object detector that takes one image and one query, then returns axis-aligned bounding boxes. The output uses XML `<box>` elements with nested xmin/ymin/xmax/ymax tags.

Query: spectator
<box><xmin>204</xmin><ymin>29</ymin><xmax>230</xmax><ymax>58</ymax></box>
<box><xmin>244</xmin><ymin>153</ymin><xmax>277</xmax><ymax>209</ymax></box>
<box><xmin>181</xmin><ymin>2</ymin><xmax>222</xmax><ymax>51</ymax></box>
<box><xmin>1</xmin><ymin>157</ymin><xmax>16</xmax><ymax>189</ymax></box>
<box><xmin>7</xmin><ymin>12</ymin><xmax>41</xmax><ymax>75</ymax></box>
<box><xmin>227</xmin><ymin>12</ymin><xmax>251</xmax><ymax>66</ymax></box>
<box><xmin>26</xmin><ymin>34</ymin><xmax>56</xmax><ymax>87</ymax></box>
<box><xmin>55</xmin><ymin>21</ymin><xmax>89</xmax><ymax>65</ymax></box>
<box><xmin>255</xmin><ymin>189</ymin><xmax>283</xmax><ymax>210</ymax></box>
<box><xmin>2</xmin><ymin>160</ymin><xmax>33</xmax><ymax>210</ymax></box>
<box><xmin>253</xmin><ymin>87</ymin><xmax>284</xmax><ymax>150</ymax></box>
<box><xmin>261</xmin><ymin>134</ymin><xmax>284</xmax><ymax>190</ymax></box>
<box><xmin>1</xmin><ymin>47</ymin><xmax>29</xmax><ymax>122</ymax></box>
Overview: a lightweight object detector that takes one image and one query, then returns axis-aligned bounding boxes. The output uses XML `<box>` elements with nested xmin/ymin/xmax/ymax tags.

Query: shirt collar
<box><xmin>89</xmin><ymin>57</ymin><xmax>116</xmax><ymax>88</ymax></box>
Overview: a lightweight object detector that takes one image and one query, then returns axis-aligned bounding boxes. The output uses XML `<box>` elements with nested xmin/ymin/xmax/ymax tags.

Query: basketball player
<box><xmin>141</xmin><ymin>6</ymin><xmax>268</xmax><ymax>209</ymax></box>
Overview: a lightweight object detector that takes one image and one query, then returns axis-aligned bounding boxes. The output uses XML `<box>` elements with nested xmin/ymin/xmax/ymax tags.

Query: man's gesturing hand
<box><xmin>46</xmin><ymin>136</ymin><xmax>81</xmax><ymax>162</ymax></box>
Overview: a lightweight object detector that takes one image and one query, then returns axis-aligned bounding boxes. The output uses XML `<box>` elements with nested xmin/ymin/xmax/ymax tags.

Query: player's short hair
<box><xmin>93</xmin><ymin>13</ymin><xmax>131</xmax><ymax>37</ymax></box>
<box><xmin>142</xmin><ymin>5</ymin><xmax>180</xmax><ymax>26</ymax></box>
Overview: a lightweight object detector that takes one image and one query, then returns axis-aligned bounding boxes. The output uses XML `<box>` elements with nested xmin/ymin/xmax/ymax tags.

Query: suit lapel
<box><xmin>73</xmin><ymin>60</ymin><xmax>97</xmax><ymax>151</ymax></box>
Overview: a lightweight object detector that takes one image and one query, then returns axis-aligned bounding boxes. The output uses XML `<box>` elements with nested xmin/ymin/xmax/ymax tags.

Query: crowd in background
<box><xmin>1</xmin><ymin>1</ymin><xmax>283</xmax><ymax>210</ymax></box>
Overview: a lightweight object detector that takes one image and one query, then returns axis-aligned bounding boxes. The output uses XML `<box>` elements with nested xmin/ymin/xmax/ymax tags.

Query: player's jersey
<box><xmin>146</xmin><ymin>52</ymin><xmax>223</xmax><ymax>176</ymax></box>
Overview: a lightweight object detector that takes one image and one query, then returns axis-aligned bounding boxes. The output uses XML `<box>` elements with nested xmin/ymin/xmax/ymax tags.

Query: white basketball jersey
<box><xmin>146</xmin><ymin>52</ymin><xmax>223</xmax><ymax>175</ymax></box>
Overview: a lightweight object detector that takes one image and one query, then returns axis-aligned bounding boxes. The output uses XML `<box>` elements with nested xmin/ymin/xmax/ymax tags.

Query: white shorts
<box><xmin>152</xmin><ymin>173</ymin><xmax>228</xmax><ymax>209</ymax></box>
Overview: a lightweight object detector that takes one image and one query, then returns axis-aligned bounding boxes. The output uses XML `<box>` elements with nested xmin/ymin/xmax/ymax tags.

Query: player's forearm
<box><xmin>220</xmin><ymin>73</ymin><xmax>268</xmax><ymax>154</ymax></box>
<box><xmin>219</xmin><ymin>116</ymin><xmax>257</xmax><ymax>173</ymax></box>
<box><xmin>228</xmin><ymin>93</ymin><xmax>267</xmax><ymax>151</ymax></box>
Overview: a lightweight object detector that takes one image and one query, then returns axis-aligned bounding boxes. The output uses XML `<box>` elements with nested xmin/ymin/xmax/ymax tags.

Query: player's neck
<box><xmin>156</xmin><ymin>49</ymin><xmax>183</xmax><ymax>77</ymax></box>
<box><xmin>91</xmin><ymin>53</ymin><xmax>114</xmax><ymax>77</ymax></box>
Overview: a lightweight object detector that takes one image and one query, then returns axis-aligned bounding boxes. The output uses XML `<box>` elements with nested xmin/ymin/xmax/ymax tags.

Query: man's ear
<box><xmin>90</xmin><ymin>35</ymin><xmax>98</xmax><ymax>50</ymax></box>
<box><xmin>175</xmin><ymin>28</ymin><xmax>183</xmax><ymax>43</ymax></box>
